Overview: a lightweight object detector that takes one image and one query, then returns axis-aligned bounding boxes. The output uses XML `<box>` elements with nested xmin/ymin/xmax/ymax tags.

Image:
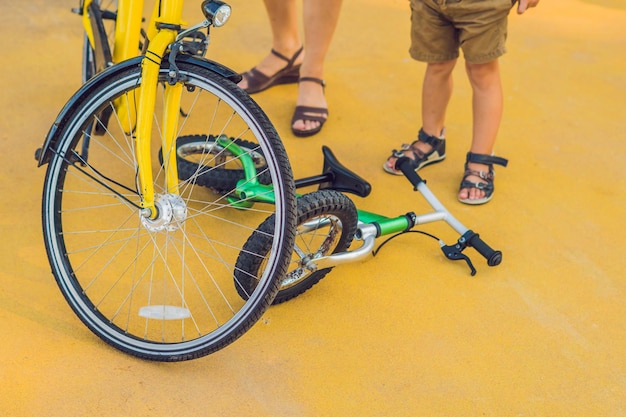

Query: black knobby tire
<box><xmin>41</xmin><ymin>59</ymin><xmax>296</xmax><ymax>361</ymax></box>
<box><xmin>235</xmin><ymin>190</ymin><xmax>358</xmax><ymax>304</ymax></box>
<box><xmin>162</xmin><ymin>135</ymin><xmax>271</xmax><ymax>193</ymax></box>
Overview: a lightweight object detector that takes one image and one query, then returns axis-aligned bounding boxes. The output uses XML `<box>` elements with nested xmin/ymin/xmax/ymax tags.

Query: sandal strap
<box><xmin>298</xmin><ymin>77</ymin><xmax>326</xmax><ymax>89</ymax></box>
<box><xmin>291</xmin><ymin>105</ymin><xmax>329</xmax><ymax>137</ymax></box>
<box><xmin>390</xmin><ymin>127</ymin><xmax>445</xmax><ymax>160</ymax></box>
<box><xmin>464</xmin><ymin>168</ymin><xmax>494</xmax><ymax>182</ymax></box>
<box><xmin>466</xmin><ymin>152</ymin><xmax>508</xmax><ymax>167</ymax></box>
<box><xmin>417</xmin><ymin>128</ymin><xmax>445</xmax><ymax>148</ymax></box>
<box><xmin>270</xmin><ymin>46</ymin><xmax>304</xmax><ymax>68</ymax></box>
<box><xmin>244</xmin><ymin>66</ymin><xmax>270</xmax><ymax>83</ymax></box>
<box><xmin>402</xmin><ymin>128</ymin><xmax>445</xmax><ymax>159</ymax></box>
<box><xmin>460</xmin><ymin>168</ymin><xmax>495</xmax><ymax>196</ymax></box>
<box><xmin>460</xmin><ymin>179</ymin><xmax>494</xmax><ymax>192</ymax></box>
<box><xmin>291</xmin><ymin>105</ymin><xmax>329</xmax><ymax>124</ymax></box>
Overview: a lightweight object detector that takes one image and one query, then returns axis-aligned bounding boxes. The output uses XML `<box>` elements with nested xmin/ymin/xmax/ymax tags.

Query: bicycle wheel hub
<box><xmin>141</xmin><ymin>193</ymin><xmax>188</xmax><ymax>232</ymax></box>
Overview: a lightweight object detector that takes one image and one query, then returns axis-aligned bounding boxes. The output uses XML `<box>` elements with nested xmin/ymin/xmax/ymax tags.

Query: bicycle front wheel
<box><xmin>41</xmin><ymin>60</ymin><xmax>296</xmax><ymax>361</ymax></box>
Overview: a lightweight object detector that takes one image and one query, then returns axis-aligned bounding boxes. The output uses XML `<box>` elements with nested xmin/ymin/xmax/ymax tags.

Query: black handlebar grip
<box><xmin>396</xmin><ymin>157</ymin><xmax>424</xmax><ymax>188</ymax></box>
<box><xmin>467</xmin><ymin>233</ymin><xmax>502</xmax><ymax>266</ymax></box>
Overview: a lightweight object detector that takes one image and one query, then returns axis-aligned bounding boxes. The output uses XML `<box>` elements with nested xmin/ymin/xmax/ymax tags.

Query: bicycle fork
<box><xmin>133</xmin><ymin>1</ymin><xmax>226</xmax><ymax>218</ymax></box>
<box><xmin>133</xmin><ymin>5</ymin><xmax>185</xmax><ymax>218</ymax></box>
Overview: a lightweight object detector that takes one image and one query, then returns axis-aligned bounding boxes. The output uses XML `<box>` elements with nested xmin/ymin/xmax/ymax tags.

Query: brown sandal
<box><xmin>383</xmin><ymin>128</ymin><xmax>446</xmax><ymax>175</ymax></box>
<box><xmin>291</xmin><ymin>77</ymin><xmax>328</xmax><ymax>137</ymax></box>
<box><xmin>240</xmin><ymin>47</ymin><xmax>303</xmax><ymax>94</ymax></box>
<box><xmin>458</xmin><ymin>152</ymin><xmax>508</xmax><ymax>205</ymax></box>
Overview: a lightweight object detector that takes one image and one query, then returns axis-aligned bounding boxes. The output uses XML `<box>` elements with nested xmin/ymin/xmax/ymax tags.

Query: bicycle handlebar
<box><xmin>441</xmin><ymin>230</ymin><xmax>502</xmax><ymax>275</ymax></box>
<box><xmin>465</xmin><ymin>231</ymin><xmax>502</xmax><ymax>266</ymax></box>
<box><xmin>395</xmin><ymin>156</ymin><xmax>425</xmax><ymax>189</ymax></box>
<box><xmin>396</xmin><ymin>155</ymin><xmax>503</xmax><ymax>271</ymax></box>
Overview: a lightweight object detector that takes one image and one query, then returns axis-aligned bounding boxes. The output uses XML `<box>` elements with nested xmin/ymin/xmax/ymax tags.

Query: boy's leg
<box><xmin>382</xmin><ymin>58</ymin><xmax>456</xmax><ymax>173</ymax></box>
<box><xmin>461</xmin><ymin>59</ymin><xmax>503</xmax><ymax>201</ymax></box>
<box><xmin>419</xmin><ymin>59</ymin><xmax>456</xmax><ymax>149</ymax></box>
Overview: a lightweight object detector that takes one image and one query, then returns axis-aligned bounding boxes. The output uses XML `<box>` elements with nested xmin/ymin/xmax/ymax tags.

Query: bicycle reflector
<box><xmin>202</xmin><ymin>1</ymin><xmax>232</xmax><ymax>27</ymax></box>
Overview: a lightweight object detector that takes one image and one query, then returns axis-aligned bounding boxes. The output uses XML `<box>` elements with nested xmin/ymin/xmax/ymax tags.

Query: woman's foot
<box><xmin>291</xmin><ymin>77</ymin><xmax>328</xmax><ymax>137</ymax></box>
<box><xmin>383</xmin><ymin>128</ymin><xmax>446</xmax><ymax>175</ymax></box>
<box><xmin>238</xmin><ymin>47</ymin><xmax>304</xmax><ymax>94</ymax></box>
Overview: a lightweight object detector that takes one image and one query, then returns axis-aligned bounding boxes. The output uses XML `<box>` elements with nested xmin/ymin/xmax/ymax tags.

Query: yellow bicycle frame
<box><xmin>82</xmin><ymin>0</ymin><xmax>186</xmax><ymax>216</ymax></box>
<box><xmin>82</xmin><ymin>0</ymin><xmax>144</xmax><ymax>64</ymax></box>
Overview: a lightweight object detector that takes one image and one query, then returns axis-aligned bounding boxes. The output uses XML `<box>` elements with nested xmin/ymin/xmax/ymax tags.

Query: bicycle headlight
<box><xmin>202</xmin><ymin>1</ymin><xmax>232</xmax><ymax>27</ymax></box>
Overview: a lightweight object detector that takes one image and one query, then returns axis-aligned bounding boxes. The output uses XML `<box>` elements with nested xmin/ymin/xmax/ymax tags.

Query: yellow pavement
<box><xmin>2</xmin><ymin>0</ymin><xmax>626</xmax><ymax>415</ymax></box>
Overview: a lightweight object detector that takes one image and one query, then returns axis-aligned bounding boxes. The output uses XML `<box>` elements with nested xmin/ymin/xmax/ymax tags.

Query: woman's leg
<box><xmin>238</xmin><ymin>0</ymin><xmax>303</xmax><ymax>90</ymax></box>
<box><xmin>292</xmin><ymin>0</ymin><xmax>343</xmax><ymax>133</ymax></box>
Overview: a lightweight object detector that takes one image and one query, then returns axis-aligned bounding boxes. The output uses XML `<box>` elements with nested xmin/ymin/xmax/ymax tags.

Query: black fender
<box><xmin>36</xmin><ymin>55</ymin><xmax>241</xmax><ymax>166</ymax></box>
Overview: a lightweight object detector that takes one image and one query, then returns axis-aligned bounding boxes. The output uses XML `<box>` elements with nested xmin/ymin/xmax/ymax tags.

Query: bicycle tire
<box><xmin>235</xmin><ymin>190</ymin><xmax>358</xmax><ymax>304</ymax></box>
<box><xmin>160</xmin><ymin>135</ymin><xmax>271</xmax><ymax>193</ymax></box>
<box><xmin>41</xmin><ymin>59</ymin><xmax>296</xmax><ymax>361</ymax></box>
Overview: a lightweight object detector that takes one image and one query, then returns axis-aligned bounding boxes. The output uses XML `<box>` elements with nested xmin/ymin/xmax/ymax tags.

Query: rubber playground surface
<box><xmin>1</xmin><ymin>0</ymin><xmax>626</xmax><ymax>415</ymax></box>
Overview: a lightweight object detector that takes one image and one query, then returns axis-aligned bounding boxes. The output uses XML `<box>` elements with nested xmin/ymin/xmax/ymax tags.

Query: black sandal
<box><xmin>458</xmin><ymin>152</ymin><xmax>508</xmax><ymax>205</ymax></box>
<box><xmin>240</xmin><ymin>47</ymin><xmax>303</xmax><ymax>94</ymax></box>
<box><xmin>291</xmin><ymin>77</ymin><xmax>328</xmax><ymax>137</ymax></box>
<box><xmin>383</xmin><ymin>128</ymin><xmax>446</xmax><ymax>175</ymax></box>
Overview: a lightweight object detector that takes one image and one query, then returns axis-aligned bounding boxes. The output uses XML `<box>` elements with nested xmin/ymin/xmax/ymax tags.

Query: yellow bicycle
<box><xmin>36</xmin><ymin>0</ymin><xmax>297</xmax><ymax>361</ymax></box>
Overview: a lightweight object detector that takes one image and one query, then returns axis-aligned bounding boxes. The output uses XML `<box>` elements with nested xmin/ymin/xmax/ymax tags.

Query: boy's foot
<box><xmin>458</xmin><ymin>162</ymin><xmax>491</xmax><ymax>201</ymax></box>
<box><xmin>458</xmin><ymin>153</ymin><xmax>508</xmax><ymax>205</ymax></box>
<box><xmin>383</xmin><ymin>128</ymin><xmax>446</xmax><ymax>175</ymax></box>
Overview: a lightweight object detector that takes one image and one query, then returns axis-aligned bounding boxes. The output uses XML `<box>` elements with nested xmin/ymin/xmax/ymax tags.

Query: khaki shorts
<box><xmin>409</xmin><ymin>0</ymin><xmax>516</xmax><ymax>64</ymax></box>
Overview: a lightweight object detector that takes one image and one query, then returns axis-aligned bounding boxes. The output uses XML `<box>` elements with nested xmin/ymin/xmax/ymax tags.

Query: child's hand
<box><xmin>517</xmin><ymin>0</ymin><xmax>539</xmax><ymax>14</ymax></box>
